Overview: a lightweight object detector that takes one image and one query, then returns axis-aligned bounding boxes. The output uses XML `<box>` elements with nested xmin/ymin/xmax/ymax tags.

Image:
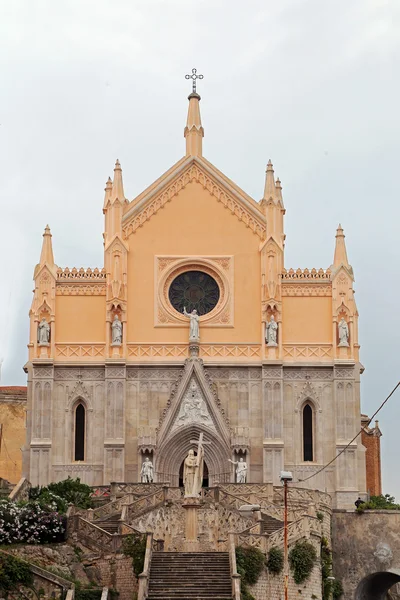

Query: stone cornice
<box><xmin>122</xmin><ymin>157</ymin><xmax>266</xmax><ymax>240</ymax></box>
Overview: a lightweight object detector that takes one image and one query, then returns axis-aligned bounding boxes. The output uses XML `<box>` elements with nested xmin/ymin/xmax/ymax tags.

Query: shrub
<box><xmin>0</xmin><ymin>499</ymin><xmax>65</xmax><ymax>545</ymax></box>
<box><xmin>360</xmin><ymin>494</ymin><xmax>400</xmax><ymax>511</ymax></box>
<box><xmin>29</xmin><ymin>477</ymin><xmax>94</xmax><ymax>511</ymax></box>
<box><xmin>235</xmin><ymin>546</ymin><xmax>265</xmax><ymax>600</ymax></box>
<box><xmin>266</xmin><ymin>546</ymin><xmax>284</xmax><ymax>575</ymax></box>
<box><xmin>0</xmin><ymin>553</ymin><xmax>33</xmax><ymax>592</ymax></box>
<box><xmin>122</xmin><ymin>533</ymin><xmax>147</xmax><ymax>579</ymax></box>
<box><xmin>289</xmin><ymin>540</ymin><xmax>317</xmax><ymax>584</ymax></box>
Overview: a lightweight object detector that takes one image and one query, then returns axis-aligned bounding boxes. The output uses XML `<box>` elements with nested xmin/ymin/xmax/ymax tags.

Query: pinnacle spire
<box><xmin>111</xmin><ymin>159</ymin><xmax>125</xmax><ymax>203</ymax></box>
<box><xmin>333</xmin><ymin>223</ymin><xmax>350</xmax><ymax>268</ymax></box>
<box><xmin>184</xmin><ymin>93</ymin><xmax>204</xmax><ymax>157</ymax></box>
<box><xmin>39</xmin><ymin>225</ymin><xmax>54</xmax><ymax>266</ymax></box>
<box><xmin>263</xmin><ymin>160</ymin><xmax>275</xmax><ymax>200</ymax></box>
<box><xmin>275</xmin><ymin>177</ymin><xmax>284</xmax><ymax>207</ymax></box>
<box><xmin>103</xmin><ymin>177</ymin><xmax>112</xmax><ymax>210</ymax></box>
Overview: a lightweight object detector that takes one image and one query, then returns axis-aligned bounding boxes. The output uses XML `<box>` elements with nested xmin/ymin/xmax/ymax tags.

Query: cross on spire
<box><xmin>185</xmin><ymin>68</ymin><xmax>204</xmax><ymax>94</ymax></box>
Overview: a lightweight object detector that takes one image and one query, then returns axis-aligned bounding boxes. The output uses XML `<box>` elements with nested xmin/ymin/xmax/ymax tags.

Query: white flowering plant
<box><xmin>0</xmin><ymin>499</ymin><xmax>66</xmax><ymax>545</ymax></box>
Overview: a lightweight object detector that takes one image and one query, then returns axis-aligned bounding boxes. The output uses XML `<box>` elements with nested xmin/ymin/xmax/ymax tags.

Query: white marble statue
<box><xmin>229</xmin><ymin>457</ymin><xmax>248</xmax><ymax>483</ymax></box>
<box><xmin>111</xmin><ymin>315</ymin><xmax>123</xmax><ymax>345</ymax></box>
<box><xmin>338</xmin><ymin>317</ymin><xmax>349</xmax><ymax>347</ymax></box>
<box><xmin>141</xmin><ymin>457</ymin><xmax>154</xmax><ymax>483</ymax></box>
<box><xmin>266</xmin><ymin>315</ymin><xmax>278</xmax><ymax>346</ymax></box>
<box><xmin>183</xmin><ymin>432</ymin><xmax>209</xmax><ymax>497</ymax></box>
<box><xmin>183</xmin><ymin>307</ymin><xmax>200</xmax><ymax>340</ymax></box>
<box><xmin>38</xmin><ymin>318</ymin><xmax>50</xmax><ymax>345</ymax></box>
<box><xmin>176</xmin><ymin>380</ymin><xmax>213</xmax><ymax>429</ymax></box>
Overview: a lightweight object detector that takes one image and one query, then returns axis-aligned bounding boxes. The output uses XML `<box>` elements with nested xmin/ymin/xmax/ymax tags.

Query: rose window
<box><xmin>168</xmin><ymin>270</ymin><xmax>220</xmax><ymax>315</ymax></box>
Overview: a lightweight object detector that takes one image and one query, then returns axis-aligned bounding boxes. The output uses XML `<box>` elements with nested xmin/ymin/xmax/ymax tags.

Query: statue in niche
<box><xmin>38</xmin><ymin>318</ymin><xmax>50</xmax><ymax>345</ymax></box>
<box><xmin>229</xmin><ymin>457</ymin><xmax>248</xmax><ymax>483</ymax></box>
<box><xmin>141</xmin><ymin>457</ymin><xmax>154</xmax><ymax>483</ymax></box>
<box><xmin>266</xmin><ymin>315</ymin><xmax>278</xmax><ymax>346</ymax></box>
<box><xmin>111</xmin><ymin>314</ymin><xmax>123</xmax><ymax>345</ymax></box>
<box><xmin>338</xmin><ymin>317</ymin><xmax>349</xmax><ymax>347</ymax></box>
<box><xmin>183</xmin><ymin>307</ymin><xmax>200</xmax><ymax>341</ymax></box>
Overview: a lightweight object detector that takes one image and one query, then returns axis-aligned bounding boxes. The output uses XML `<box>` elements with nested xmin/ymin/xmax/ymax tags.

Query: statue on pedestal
<box><xmin>338</xmin><ymin>317</ymin><xmax>349</xmax><ymax>347</ymax></box>
<box><xmin>38</xmin><ymin>318</ymin><xmax>50</xmax><ymax>345</ymax></box>
<box><xmin>111</xmin><ymin>315</ymin><xmax>123</xmax><ymax>346</ymax></box>
<box><xmin>183</xmin><ymin>432</ymin><xmax>210</xmax><ymax>497</ymax></box>
<box><xmin>141</xmin><ymin>457</ymin><xmax>154</xmax><ymax>483</ymax></box>
<box><xmin>183</xmin><ymin>307</ymin><xmax>200</xmax><ymax>341</ymax></box>
<box><xmin>229</xmin><ymin>457</ymin><xmax>248</xmax><ymax>483</ymax></box>
<box><xmin>266</xmin><ymin>315</ymin><xmax>278</xmax><ymax>346</ymax></box>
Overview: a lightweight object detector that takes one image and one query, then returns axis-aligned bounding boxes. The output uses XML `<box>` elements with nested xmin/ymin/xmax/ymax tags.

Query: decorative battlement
<box><xmin>56</xmin><ymin>267</ymin><xmax>106</xmax><ymax>280</ymax></box>
<box><xmin>281</xmin><ymin>268</ymin><xmax>331</xmax><ymax>280</ymax></box>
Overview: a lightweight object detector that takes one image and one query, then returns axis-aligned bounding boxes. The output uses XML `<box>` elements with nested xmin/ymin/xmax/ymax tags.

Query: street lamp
<box><xmin>280</xmin><ymin>471</ymin><xmax>293</xmax><ymax>600</ymax></box>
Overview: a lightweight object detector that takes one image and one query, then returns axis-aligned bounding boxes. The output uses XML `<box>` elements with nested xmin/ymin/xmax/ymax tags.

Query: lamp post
<box><xmin>280</xmin><ymin>471</ymin><xmax>293</xmax><ymax>600</ymax></box>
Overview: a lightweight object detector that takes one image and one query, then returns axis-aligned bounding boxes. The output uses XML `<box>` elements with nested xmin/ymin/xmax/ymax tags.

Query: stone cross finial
<box><xmin>185</xmin><ymin>68</ymin><xmax>204</xmax><ymax>94</ymax></box>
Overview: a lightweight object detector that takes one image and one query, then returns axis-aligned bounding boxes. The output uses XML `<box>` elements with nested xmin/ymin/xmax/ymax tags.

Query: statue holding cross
<box><xmin>183</xmin><ymin>432</ymin><xmax>210</xmax><ymax>497</ymax></box>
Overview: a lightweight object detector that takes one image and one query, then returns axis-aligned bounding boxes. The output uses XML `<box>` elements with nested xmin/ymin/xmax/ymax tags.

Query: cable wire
<box><xmin>298</xmin><ymin>380</ymin><xmax>400</xmax><ymax>483</ymax></box>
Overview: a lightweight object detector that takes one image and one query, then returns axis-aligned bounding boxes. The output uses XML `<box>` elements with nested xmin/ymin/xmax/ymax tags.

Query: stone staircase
<box><xmin>93</xmin><ymin>512</ymin><xmax>122</xmax><ymax>534</ymax></box>
<box><xmin>260</xmin><ymin>512</ymin><xmax>283</xmax><ymax>535</ymax></box>
<box><xmin>147</xmin><ymin>552</ymin><xmax>232</xmax><ymax>600</ymax></box>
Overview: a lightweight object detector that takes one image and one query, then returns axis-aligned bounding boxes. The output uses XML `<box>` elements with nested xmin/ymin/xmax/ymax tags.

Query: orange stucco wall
<box><xmin>127</xmin><ymin>180</ymin><xmax>261</xmax><ymax>343</ymax></box>
<box><xmin>55</xmin><ymin>296</ymin><xmax>106</xmax><ymax>342</ymax></box>
<box><xmin>281</xmin><ymin>297</ymin><xmax>333</xmax><ymax>343</ymax></box>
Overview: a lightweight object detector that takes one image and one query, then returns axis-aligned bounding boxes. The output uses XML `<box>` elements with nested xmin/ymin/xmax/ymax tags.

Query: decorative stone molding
<box><xmin>155</xmin><ymin>255</ymin><xmax>234</xmax><ymax>327</ymax></box>
<box><xmin>283</xmin><ymin>368</ymin><xmax>333</xmax><ymax>380</ymax></box>
<box><xmin>56</xmin><ymin>267</ymin><xmax>106</xmax><ymax>280</ymax></box>
<box><xmin>33</xmin><ymin>367</ymin><xmax>54</xmax><ymax>379</ymax></box>
<box><xmin>55</xmin><ymin>345</ymin><xmax>105</xmax><ymax>359</ymax></box>
<box><xmin>334</xmin><ymin>367</ymin><xmax>355</xmax><ymax>379</ymax></box>
<box><xmin>66</xmin><ymin>380</ymin><xmax>93</xmax><ymax>411</ymax></box>
<box><xmin>281</xmin><ymin>268</ymin><xmax>331</xmax><ymax>280</ymax></box>
<box><xmin>128</xmin><ymin>345</ymin><xmax>188</xmax><ymax>359</ymax></box>
<box><xmin>200</xmin><ymin>345</ymin><xmax>261</xmax><ymax>359</ymax></box>
<box><xmin>56</xmin><ymin>284</ymin><xmax>106</xmax><ymax>296</ymax></box>
<box><xmin>282</xmin><ymin>284</ymin><xmax>332</xmax><ymax>297</ymax></box>
<box><xmin>295</xmin><ymin>381</ymin><xmax>322</xmax><ymax>413</ymax></box>
<box><xmin>106</xmin><ymin>367</ymin><xmax>126</xmax><ymax>379</ymax></box>
<box><xmin>262</xmin><ymin>367</ymin><xmax>283</xmax><ymax>379</ymax></box>
<box><xmin>54</xmin><ymin>368</ymin><xmax>104</xmax><ymax>380</ymax></box>
<box><xmin>122</xmin><ymin>161</ymin><xmax>266</xmax><ymax>240</ymax></box>
<box><xmin>231</xmin><ymin>427</ymin><xmax>250</xmax><ymax>452</ymax></box>
<box><xmin>283</xmin><ymin>345</ymin><xmax>332</xmax><ymax>360</ymax></box>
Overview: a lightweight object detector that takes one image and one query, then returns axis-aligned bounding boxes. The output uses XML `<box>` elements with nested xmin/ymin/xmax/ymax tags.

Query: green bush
<box><xmin>266</xmin><ymin>546</ymin><xmax>284</xmax><ymax>575</ymax></box>
<box><xmin>289</xmin><ymin>540</ymin><xmax>317</xmax><ymax>584</ymax></box>
<box><xmin>29</xmin><ymin>477</ymin><xmax>94</xmax><ymax>511</ymax></box>
<box><xmin>321</xmin><ymin>537</ymin><xmax>343</xmax><ymax>599</ymax></box>
<box><xmin>235</xmin><ymin>546</ymin><xmax>265</xmax><ymax>600</ymax></box>
<box><xmin>122</xmin><ymin>533</ymin><xmax>147</xmax><ymax>579</ymax></box>
<box><xmin>359</xmin><ymin>494</ymin><xmax>400</xmax><ymax>511</ymax></box>
<box><xmin>0</xmin><ymin>553</ymin><xmax>33</xmax><ymax>592</ymax></box>
<box><xmin>332</xmin><ymin>579</ymin><xmax>344</xmax><ymax>599</ymax></box>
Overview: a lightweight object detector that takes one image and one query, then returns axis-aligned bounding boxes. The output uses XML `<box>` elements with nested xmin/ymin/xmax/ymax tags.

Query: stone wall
<box><xmin>248</xmin><ymin>534</ymin><xmax>322</xmax><ymax>600</ymax></box>
<box><xmin>332</xmin><ymin>510</ymin><xmax>400</xmax><ymax>600</ymax></box>
<box><xmin>0</xmin><ymin>386</ymin><xmax>27</xmax><ymax>483</ymax></box>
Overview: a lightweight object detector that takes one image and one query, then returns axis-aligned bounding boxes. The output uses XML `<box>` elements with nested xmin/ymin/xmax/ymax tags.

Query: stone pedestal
<box><xmin>111</xmin><ymin>344</ymin><xmax>121</xmax><ymax>358</ymax></box>
<box><xmin>39</xmin><ymin>344</ymin><xmax>49</xmax><ymax>358</ymax></box>
<box><xmin>338</xmin><ymin>345</ymin><xmax>349</xmax><ymax>359</ymax></box>
<box><xmin>182</xmin><ymin>497</ymin><xmax>201</xmax><ymax>551</ymax></box>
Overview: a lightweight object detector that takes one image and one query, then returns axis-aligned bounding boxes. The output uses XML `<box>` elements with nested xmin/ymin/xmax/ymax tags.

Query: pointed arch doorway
<box><xmin>179</xmin><ymin>457</ymin><xmax>209</xmax><ymax>488</ymax></box>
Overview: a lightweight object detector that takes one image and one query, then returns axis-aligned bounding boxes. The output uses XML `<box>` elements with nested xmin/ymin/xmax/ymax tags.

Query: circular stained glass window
<box><xmin>168</xmin><ymin>270</ymin><xmax>220</xmax><ymax>316</ymax></box>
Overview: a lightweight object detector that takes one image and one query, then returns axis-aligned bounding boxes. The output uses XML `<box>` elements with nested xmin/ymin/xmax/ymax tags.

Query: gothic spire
<box><xmin>111</xmin><ymin>159</ymin><xmax>126</xmax><ymax>203</ymax></box>
<box><xmin>103</xmin><ymin>176</ymin><xmax>112</xmax><ymax>210</ymax></box>
<box><xmin>263</xmin><ymin>160</ymin><xmax>276</xmax><ymax>200</ymax></box>
<box><xmin>275</xmin><ymin>177</ymin><xmax>284</xmax><ymax>208</ymax></box>
<box><xmin>184</xmin><ymin>92</ymin><xmax>204</xmax><ymax>157</ymax></box>
<box><xmin>39</xmin><ymin>225</ymin><xmax>54</xmax><ymax>266</ymax></box>
<box><xmin>333</xmin><ymin>223</ymin><xmax>350</xmax><ymax>268</ymax></box>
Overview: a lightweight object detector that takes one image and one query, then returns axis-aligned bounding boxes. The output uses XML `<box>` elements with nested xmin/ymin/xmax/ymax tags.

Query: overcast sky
<box><xmin>0</xmin><ymin>0</ymin><xmax>399</xmax><ymax>497</ymax></box>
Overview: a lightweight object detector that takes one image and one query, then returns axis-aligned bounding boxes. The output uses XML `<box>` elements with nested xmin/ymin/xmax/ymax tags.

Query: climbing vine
<box><xmin>266</xmin><ymin>546</ymin><xmax>284</xmax><ymax>575</ymax></box>
<box><xmin>289</xmin><ymin>540</ymin><xmax>317</xmax><ymax>584</ymax></box>
<box><xmin>321</xmin><ymin>537</ymin><xmax>343</xmax><ymax>599</ymax></box>
<box><xmin>235</xmin><ymin>546</ymin><xmax>265</xmax><ymax>600</ymax></box>
<box><xmin>122</xmin><ymin>533</ymin><xmax>147</xmax><ymax>580</ymax></box>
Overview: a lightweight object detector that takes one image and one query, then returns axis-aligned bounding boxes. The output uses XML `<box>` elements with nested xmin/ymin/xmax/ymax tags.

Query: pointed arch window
<box><xmin>303</xmin><ymin>403</ymin><xmax>313</xmax><ymax>462</ymax></box>
<box><xmin>75</xmin><ymin>403</ymin><xmax>85</xmax><ymax>461</ymax></box>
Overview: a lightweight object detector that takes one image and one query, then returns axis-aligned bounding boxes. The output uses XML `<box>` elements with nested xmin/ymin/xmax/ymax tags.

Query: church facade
<box><xmin>23</xmin><ymin>84</ymin><xmax>367</xmax><ymax>509</ymax></box>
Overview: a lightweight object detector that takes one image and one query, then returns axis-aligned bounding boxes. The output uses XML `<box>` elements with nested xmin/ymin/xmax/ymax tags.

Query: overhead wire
<box><xmin>297</xmin><ymin>380</ymin><xmax>400</xmax><ymax>484</ymax></box>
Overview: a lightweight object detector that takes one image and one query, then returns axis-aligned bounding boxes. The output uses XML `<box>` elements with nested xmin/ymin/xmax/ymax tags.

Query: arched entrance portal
<box><xmin>355</xmin><ymin>571</ymin><xmax>400</xmax><ymax>600</ymax></box>
<box><xmin>179</xmin><ymin>458</ymin><xmax>209</xmax><ymax>488</ymax></box>
<box><xmin>156</xmin><ymin>424</ymin><xmax>231</xmax><ymax>486</ymax></box>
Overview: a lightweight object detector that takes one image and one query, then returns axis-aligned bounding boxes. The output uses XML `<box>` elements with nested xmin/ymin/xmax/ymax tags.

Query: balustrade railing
<box><xmin>125</xmin><ymin>488</ymin><xmax>165</xmax><ymax>524</ymax></box>
<box><xmin>138</xmin><ymin>532</ymin><xmax>153</xmax><ymax>600</ymax></box>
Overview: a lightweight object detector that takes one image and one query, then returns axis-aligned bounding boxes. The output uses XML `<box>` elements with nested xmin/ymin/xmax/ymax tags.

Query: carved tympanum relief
<box><xmin>171</xmin><ymin>377</ymin><xmax>215</xmax><ymax>433</ymax></box>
